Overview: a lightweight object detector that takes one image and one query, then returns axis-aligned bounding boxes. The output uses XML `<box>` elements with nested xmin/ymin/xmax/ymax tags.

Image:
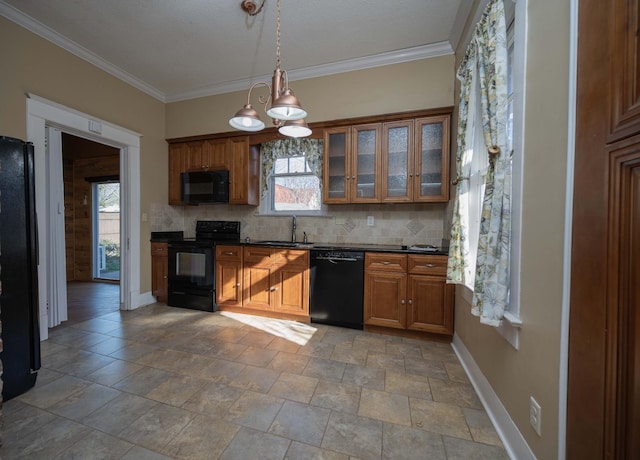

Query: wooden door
<box><xmin>216</xmin><ymin>245</ymin><xmax>243</xmax><ymax>307</ymax></box>
<box><xmin>364</xmin><ymin>271</ymin><xmax>406</xmax><ymax>329</ymax></box>
<box><xmin>406</xmin><ymin>274</ymin><xmax>453</xmax><ymax>335</ymax></box>
<box><xmin>168</xmin><ymin>143</ymin><xmax>185</xmax><ymax>205</ymax></box>
<box><xmin>323</xmin><ymin>127</ymin><xmax>351</xmax><ymax>203</ymax></box>
<box><xmin>414</xmin><ymin>116</ymin><xmax>450</xmax><ymax>202</ymax></box>
<box><xmin>151</xmin><ymin>242</ymin><xmax>168</xmax><ymax>303</ymax></box>
<box><xmin>272</xmin><ymin>249</ymin><xmax>309</xmax><ymax>315</ymax></box>
<box><xmin>351</xmin><ymin>124</ymin><xmax>381</xmax><ymax>203</ymax></box>
<box><xmin>568</xmin><ymin>0</ymin><xmax>640</xmax><ymax>458</ymax></box>
<box><xmin>204</xmin><ymin>139</ymin><xmax>227</xmax><ymax>170</ymax></box>
<box><xmin>381</xmin><ymin>121</ymin><xmax>413</xmax><ymax>202</ymax></box>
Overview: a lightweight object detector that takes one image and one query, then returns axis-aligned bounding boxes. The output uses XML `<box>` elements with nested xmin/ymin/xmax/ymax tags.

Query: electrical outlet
<box><xmin>367</xmin><ymin>215</ymin><xmax>374</xmax><ymax>226</ymax></box>
<box><xmin>529</xmin><ymin>396</ymin><xmax>542</xmax><ymax>436</ymax></box>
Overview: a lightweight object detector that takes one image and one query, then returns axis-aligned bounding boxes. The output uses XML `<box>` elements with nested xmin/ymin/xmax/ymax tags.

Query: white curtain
<box><xmin>46</xmin><ymin>126</ymin><xmax>68</xmax><ymax>327</ymax></box>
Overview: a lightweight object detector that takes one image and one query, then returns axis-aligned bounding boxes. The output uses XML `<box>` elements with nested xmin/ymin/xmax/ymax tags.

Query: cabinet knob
<box><xmin>401</xmin><ymin>299</ymin><xmax>405</xmax><ymax>305</ymax></box>
<box><xmin>236</xmin><ymin>283</ymin><xmax>241</xmax><ymax>287</ymax></box>
<box><xmin>408</xmin><ymin>299</ymin><xmax>413</xmax><ymax>305</ymax></box>
<box><xmin>351</xmin><ymin>176</ymin><xmax>356</xmax><ymax>180</ymax></box>
<box><xmin>164</xmin><ymin>275</ymin><xmax>167</xmax><ymax>279</ymax></box>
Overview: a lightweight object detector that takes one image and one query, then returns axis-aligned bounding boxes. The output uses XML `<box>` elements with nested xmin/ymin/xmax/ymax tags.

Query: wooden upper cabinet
<box><xmin>323</xmin><ymin>127</ymin><xmax>350</xmax><ymax>203</ymax></box>
<box><xmin>228</xmin><ymin>137</ymin><xmax>259</xmax><ymax>205</ymax></box>
<box><xmin>352</xmin><ymin>124</ymin><xmax>382</xmax><ymax>203</ymax></box>
<box><xmin>168</xmin><ymin>143</ymin><xmax>186</xmax><ymax>205</ymax></box>
<box><xmin>323</xmin><ymin>112</ymin><xmax>450</xmax><ymax>204</ymax></box>
<box><xmin>414</xmin><ymin>116</ymin><xmax>450</xmax><ymax>202</ymax></box>
<box><xmin>167</xmin><ymin>136</ymin><xmax>258</xmax><ymax>206</ymax></box>
<box><xmin>382</xmin><ymin>121</ymin><xmax>413</xmax><ymax>202</ymax></box>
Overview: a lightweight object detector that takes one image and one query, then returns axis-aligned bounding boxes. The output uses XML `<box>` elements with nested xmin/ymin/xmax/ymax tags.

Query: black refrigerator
<box><xmin>0</xmin><ymin>136</ymin><xmax>41</xmax><ymax>401</ymax></box>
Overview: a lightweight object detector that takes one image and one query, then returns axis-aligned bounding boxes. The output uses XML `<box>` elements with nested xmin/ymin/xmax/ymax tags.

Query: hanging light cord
<box><xmin>275</xmin><ymin>0</ymin><xmax>281</xmax><ymax>69</ymax></box>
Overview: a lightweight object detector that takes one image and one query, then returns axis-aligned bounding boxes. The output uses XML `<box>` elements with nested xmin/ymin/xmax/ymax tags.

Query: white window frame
<box><xmin>259</xmin><ymin>155</ymin><xmax>328</xmax><ymax>217</ymax></box>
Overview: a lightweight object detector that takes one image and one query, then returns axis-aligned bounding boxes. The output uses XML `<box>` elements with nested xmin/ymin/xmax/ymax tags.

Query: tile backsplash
<box><xmin>150</xmin><ymin>202</ymin><xmax>449</xmax><ymax>247</ymax></box>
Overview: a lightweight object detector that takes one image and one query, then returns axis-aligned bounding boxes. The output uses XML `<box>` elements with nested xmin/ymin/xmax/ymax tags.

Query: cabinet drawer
<box><xmin>274</xmin><ymin>249</ymin><xmax>309</xmax><ymax>267</ymax></box>
<box><xmin>151</xmin><ymin>242</ymin><xmax>168</xmax><ymax>256</ymax></box>
<box><xmin>216</xmin><ymin>245</ymin><xmax>242</xmax><ymax>261</ymax></box>
<box><xmin>243</xmin><ymin>246</ymin><xmax>275</xmax><ymax>266</ymax></box>
<box><xmin>407</xmin><ymin>254</ymin><xmax>447</xmax><ymax>276</ymax></box>
<box><xmin>365</xmin><ymin>253</ymin><xmax>407</xmax><ymax>272</ymax></box>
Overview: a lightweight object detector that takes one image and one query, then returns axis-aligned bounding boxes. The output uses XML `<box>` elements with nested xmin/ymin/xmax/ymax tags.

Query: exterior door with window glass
<box><xmin>92</xmin><ymin>182</ymin><xmax>120</xmax><ymax>281</ymax></box>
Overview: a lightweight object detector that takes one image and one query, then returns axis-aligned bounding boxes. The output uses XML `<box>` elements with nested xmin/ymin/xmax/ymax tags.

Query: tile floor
<box><xmin>1</xmin><ymin>303</ymin><xmax>509</xmax><ymax>459</ymax></box>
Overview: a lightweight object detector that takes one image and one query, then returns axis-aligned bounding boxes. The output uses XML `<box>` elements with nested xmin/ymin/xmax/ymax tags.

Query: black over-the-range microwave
<box><xmin>181</xmin><ymin>170</ymin><xmax>230</xmax><ymax>204</ymax></box>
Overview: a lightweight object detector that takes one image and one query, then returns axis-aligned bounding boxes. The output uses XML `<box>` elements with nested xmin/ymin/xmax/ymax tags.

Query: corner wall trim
<box><xmin>451</xmin><ymin>333</ymin><xmax>535</xmax><ymax>460</ymax></box>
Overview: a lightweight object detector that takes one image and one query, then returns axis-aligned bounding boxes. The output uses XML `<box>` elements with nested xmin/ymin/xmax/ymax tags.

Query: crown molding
<box><xmin>167</xmin><ymin>42</ymin><xmax>454</xmax><ymax>103</ymax></box>
<box><xmin>2</xmin><ymin>0</ymin><xmax>453</xmax><ymax>105</ymax></box>
<box><xmin>0</xmin><ymin>0</ymin><xmax>166</xmax><ymax>102</ymax></box>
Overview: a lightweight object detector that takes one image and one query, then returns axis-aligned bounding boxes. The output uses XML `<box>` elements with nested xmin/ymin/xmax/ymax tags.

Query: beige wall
<box><xmin>453</xmin><ymin>1</ymin><xmax>570</xmax><ymax>459</ymax></box>
<box><xmin>0</xmin><ymin>16</ymin><xmax>166</xmax><ymax>293</ymax></box>
<box><xmin>166</xmin><ymin>56</ymin><xmax>455</xmax><ymax>138</ymax></box>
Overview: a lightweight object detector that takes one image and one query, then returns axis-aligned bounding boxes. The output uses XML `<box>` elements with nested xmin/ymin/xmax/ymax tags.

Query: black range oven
<box><xmin>167</xmin><ymin>220</ymin><xmax>240</xmax><ymax>312</ymax></box>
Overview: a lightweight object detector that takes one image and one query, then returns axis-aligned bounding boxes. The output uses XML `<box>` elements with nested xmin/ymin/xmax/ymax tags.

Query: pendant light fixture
<box><xmin>229</xmin><ymin>0</ymin><xmax>311</xmax><ymax>137</ymax></box>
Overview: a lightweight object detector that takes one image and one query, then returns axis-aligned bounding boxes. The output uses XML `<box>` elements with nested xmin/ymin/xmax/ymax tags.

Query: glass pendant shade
<box><xmin>266</xmin><ymin>89</ymin><xmax>307</xmax><ymax>120</ymax></box>
<box><xmin>278</xmin><ymin>119</ymin><xmax>312</xmax><ymax>138</ymax></box>
<box><xmin>228</xmin><ymin>104</ymin><xmax>265</xmax><ymax>131</ymax></box>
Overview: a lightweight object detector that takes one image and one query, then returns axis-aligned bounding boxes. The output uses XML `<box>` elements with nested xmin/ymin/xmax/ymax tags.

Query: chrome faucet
<box><xmin>291</xmin><ymin>215</ymin><xmax>297</xmax><ymax>242</ymax></box>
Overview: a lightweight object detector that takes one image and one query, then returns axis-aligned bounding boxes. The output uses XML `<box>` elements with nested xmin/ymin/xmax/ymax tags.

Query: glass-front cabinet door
<box><xmin>323</xmin><ymin>127</ymin><xmax>350</xmax><ymax>203</ymax></box>
<box><xmin>352</xmin><ymin>124</ymin><xmax>380</xmax><ymax>202</ymax></box>
<box><xmin>382</xmin><ymin>121</ymin><xmax>413</xmax><ymax>202</ymax></box>
<box><xmin>414</xmin><ymin>116</ymin><xmax>450</xmax><ymax>202</ymax></box>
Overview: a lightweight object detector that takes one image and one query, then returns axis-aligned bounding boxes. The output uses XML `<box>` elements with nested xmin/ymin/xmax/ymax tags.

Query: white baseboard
<box><xmin>451</xmin><ymin>333</ymin><xmax>535</xmax><ymax>460</ymax></box>
<box><xmin>129</xmin><ymin>290</ymin><xmax>156</xmax><ymax>310</ymax></box>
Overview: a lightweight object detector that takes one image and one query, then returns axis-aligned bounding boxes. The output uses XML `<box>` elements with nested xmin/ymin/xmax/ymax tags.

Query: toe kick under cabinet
<box><xmin>364</xmin><ymin>252</ymin><xmax>454</xmax><ymax>339</ymax></box>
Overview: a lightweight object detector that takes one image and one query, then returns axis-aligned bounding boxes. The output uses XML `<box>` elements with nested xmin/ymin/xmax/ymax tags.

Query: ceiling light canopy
<box><xmin>229</xmin><ymin>0</ymin><xmax>311</xmax><ymax>138</ymax></box>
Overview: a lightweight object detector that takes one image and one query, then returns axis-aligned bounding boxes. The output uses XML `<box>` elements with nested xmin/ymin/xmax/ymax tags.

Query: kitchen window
<box><xmin>449</xmin><ymin>0</ymin><xmax>524</xmax><ymax>345</ymax></box>
<box><xmin>259</xmin><ymin>138</ymin><xmax>326</xmax><ymax>215</ymax></box>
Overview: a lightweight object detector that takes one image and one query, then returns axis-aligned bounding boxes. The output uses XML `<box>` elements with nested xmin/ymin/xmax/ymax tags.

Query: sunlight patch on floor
<box><xmin>220</xmin><ymin>311</ymin><xmax>317</xmax><ymax>346</ymax></box>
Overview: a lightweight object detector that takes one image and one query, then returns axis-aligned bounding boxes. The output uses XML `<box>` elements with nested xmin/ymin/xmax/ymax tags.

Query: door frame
<box><xmin>26</xmin><ymin>94</ymin><xmax>142</xmax><ymax>340</ymax></box>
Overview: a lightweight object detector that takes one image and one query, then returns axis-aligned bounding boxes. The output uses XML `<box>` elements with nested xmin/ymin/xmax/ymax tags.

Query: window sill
<box><xmin>457</xmin><ymin>284</ymin><xmax>521</xmax><ymax>349</ymax></box>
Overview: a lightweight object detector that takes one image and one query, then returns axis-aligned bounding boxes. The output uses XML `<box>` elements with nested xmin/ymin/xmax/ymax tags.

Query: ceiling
<box><xmin>0</xmin><ymin>0</ymin><xmax>471</xmax><ymax>103</ymax></box>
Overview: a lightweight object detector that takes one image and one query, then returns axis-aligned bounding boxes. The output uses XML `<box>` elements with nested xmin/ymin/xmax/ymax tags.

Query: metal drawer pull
<box><xmin>424</xmin><ymin>263</ymin><xmax>437</xmax><ymax>268</ymax></box>
<box><xmin>381</xmin><ymin>261</ymin><xmax>391</xmax><ymax>265</ymax></box>
<box><xmin>224</xmin><ymin>251</ymin><xmax>235</xmax><ymax>255</ymax></box>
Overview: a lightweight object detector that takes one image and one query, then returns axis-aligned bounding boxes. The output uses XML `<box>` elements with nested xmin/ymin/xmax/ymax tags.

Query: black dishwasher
<box><xmin>309</xmin><ymin>250</ymin><xmax>365</xmax><ymax>330</ymax></box>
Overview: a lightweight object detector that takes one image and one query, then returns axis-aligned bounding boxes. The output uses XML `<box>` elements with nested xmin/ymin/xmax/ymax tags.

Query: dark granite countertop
<box><xmin>242</xmin><ymin>240</ymin><xmax>449</xmax><ymax>256</ymax></box>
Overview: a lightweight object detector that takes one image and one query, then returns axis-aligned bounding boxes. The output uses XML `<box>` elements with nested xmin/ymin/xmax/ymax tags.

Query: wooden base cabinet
<box><xmin>364</xmin><ymin>252</ymin><xmax>453</xmax><ymax>337</ymax></box>
<box><xmin>216</xmin><ymin>245</ymin><xmax>309</xmax><ymax>320</ymax></box>
<box><xmin>151</xmin><ymin>242</ymin><xmax>168</xmax><ymax>303</ymax></box>
<box><xmin>215</xmin><ymin>245</ymin><xmax>243</xmax><ymax>307</ymax></box>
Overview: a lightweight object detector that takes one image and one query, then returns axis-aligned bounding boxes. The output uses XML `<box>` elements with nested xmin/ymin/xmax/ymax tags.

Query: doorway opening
<box><xmin>61</xmin><ymin>132</ymin><xmax>121</xmax><ymax>320</ymax></box>
<box><xmin>92</xmin><ymin>181</ymin><xmax>121</xmax><ymax>282</ymax></box>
